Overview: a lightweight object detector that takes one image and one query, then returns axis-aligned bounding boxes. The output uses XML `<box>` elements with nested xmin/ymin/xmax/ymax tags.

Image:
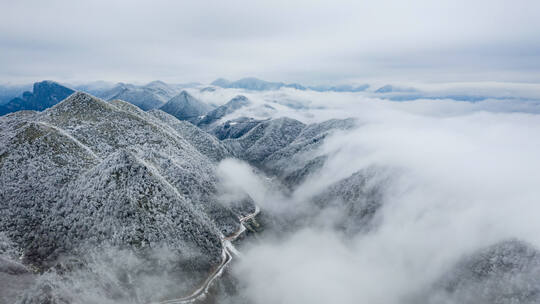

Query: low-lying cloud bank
<box><xmin>190</xmin><ymin>82</ymin><xmax>540</xmax><ymax>125</ymax></box>
<box><xmin>216</xmin><ymin>87</ymin><xmax>540</xmax><ymax>304</ymax></box>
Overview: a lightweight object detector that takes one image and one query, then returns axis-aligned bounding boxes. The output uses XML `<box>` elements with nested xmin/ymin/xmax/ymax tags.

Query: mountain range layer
<box><xmin>210</xmin><ymin>77</ymin><xmax>370</xmax><ymax>92</ymax></box>
<box><xmin>1</xmin><ymin>83</ymin><xmax>539</xmax><ymax>304</ymax></box>
<box><xmin>3</xmin><ymin>78</ymin><xmax>530</xmax><ymax>118</ymax></box>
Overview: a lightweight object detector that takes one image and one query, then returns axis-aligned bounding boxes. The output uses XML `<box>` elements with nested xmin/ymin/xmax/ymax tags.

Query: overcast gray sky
<box><xmin>1</xmin><ymin>0</ymin><xmax>539</xmax><ymax>84</ymax></box>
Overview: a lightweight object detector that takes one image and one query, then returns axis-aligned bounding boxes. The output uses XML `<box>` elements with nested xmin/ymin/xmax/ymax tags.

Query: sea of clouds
<box><xmin>212</xmin><ymin>82</ymin><xmax>540</xmax><ymax>304</ymax></box>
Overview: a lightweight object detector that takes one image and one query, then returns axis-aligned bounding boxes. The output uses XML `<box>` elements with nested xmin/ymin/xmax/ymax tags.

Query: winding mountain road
<box><xmin>150</xmin><ymin>206</ymin><xmax>260</xmax><ymax>304</ymax></box>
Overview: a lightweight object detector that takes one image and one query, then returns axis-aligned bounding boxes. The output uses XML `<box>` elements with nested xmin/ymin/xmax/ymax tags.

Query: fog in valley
<box><xmin>210</xmin><ymin>86</ymin><xmax>540</xmax><ymax>304</ymax></box>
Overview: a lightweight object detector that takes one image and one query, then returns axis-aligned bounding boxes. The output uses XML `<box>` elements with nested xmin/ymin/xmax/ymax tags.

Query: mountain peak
<box><xmin>58</xmin><ymin>91</ymin><xmax>100</xmax><ymax>105</ymax></box>
<box><xmin>159</xmin><ymin>90</ymin><xmax>212</xmax><ymax>122</ymax></box>
<box><xmin>0</xmin><ymin>81</ymin><xmax>75</xmax><ymax>116</ymax></box>
<box><xmin>146</xmin><ymin>80</ymin><xmax>167</xmax><ymax>86</ymax></box>
<box><xmin>45</xmin><ymin>91</ymin><xmax>115</xmax><ymax>118</ymax></box>
<box><xmin>34</xmin><ymin>79</ymin><xmax>57</xmax><ymax>87</ymax></box>
<box><xmin>167</xmin><ymin>90</ymin><xmax>197</xmax><ymax>104</ymax></box>
<box><xmin>32</xmin><ymin>80</ymin><xmax>71</xmax><ymax>96</ymax></box>
<box><xmin>177</xmin><ymin>90</ymin><xmax>191</xmax><ymax>97</ymax></box>
<box><xmin>196</xmin><ymin>95</ymin><xmax>251</xmax><ymax>129</ymax></box>
<box><xmin>232</xmin><ymin>94</ymin><xmax>248</xmax><ymax>100</ymax></box>
<box><xmin>98</xmin><ymin>82</ymin><xmax>175</xmax><ymax>111</ymax></box>
<box><xmin>211</xmin><ymin>78</ymin><xmax>231</xmax><ymax>87</ymax></box>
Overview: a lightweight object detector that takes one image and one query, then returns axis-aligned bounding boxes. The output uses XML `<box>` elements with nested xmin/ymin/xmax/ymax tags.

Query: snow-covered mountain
<box><xmin>99</xmin><ymin>81</ymin><xmax>181</xmax><ymax>110</ymax></box>
<box><xmin>2</xmin><ymin>80</ymin><xmax>540</xmax><ymax>304</ymax></box>
<box><xmin>144</xmin><ymin>80</ymin><xmax>180</xmax><ymax>96</ymax></box>
<box><xmin>224</xmin><ymin>117</ymin><xmax>306</xmax><ymax>163</ymax></box>
<box><xmin>218</xmin><ymin>116</ymin><xmax>357</xmax><ymax>187</ymax></box>
<box><xmin>147</xmin><ymin>109</ymin><xmax>229</xmax><ymax>162</ymax></box>
<box><xmin>222</xmin><ymin>116</ymin><xmax>381</xmax><ymax>231</ymax></box>
<box><xmin>0</xmin><ymin>92</ymin><xmax>254</xmax><ymax>303</ymax></box>
<box><xmin>260</xmin><ymin>118</ymin><xmax>357</xmax><ymax>183</ymax></box>
<box><xmin>196</xmin><ymin>95</ymin><xmax>252</xmax><ymax>129</ymax></box>
<box><xmin>209</xmin><ymin>117</ymin><xmax>265</xmax><ymax>140</ymax></box>
<box><xmin>0</xmin><ymin>81</ymin><xmax>75</xmax><ymax>116</ymax></box>
<box><xmin>422</xmin><ymin>239</ymin><xmax>540</xmax><ymax>304</ymax></box>
<box><xmin>159</xmin><ymin>90</ymin><xmax>213</xmax><ymax>123</ymax></box>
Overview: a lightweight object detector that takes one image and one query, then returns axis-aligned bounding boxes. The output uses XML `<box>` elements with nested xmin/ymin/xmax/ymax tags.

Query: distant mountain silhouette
<box><xmin>210</xmin><ymin>77</ymin><xmax>368</xmax><ymax>92</ymax></box>
<box><xmin>0</xmin><ymin>81</ymin><xmax>75</xmax><ymax>115</ymax></box>
<box><xmin>159</xmin><ymin>90</ymin><xmax>213</xmax><ymax>123</ymax></box>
